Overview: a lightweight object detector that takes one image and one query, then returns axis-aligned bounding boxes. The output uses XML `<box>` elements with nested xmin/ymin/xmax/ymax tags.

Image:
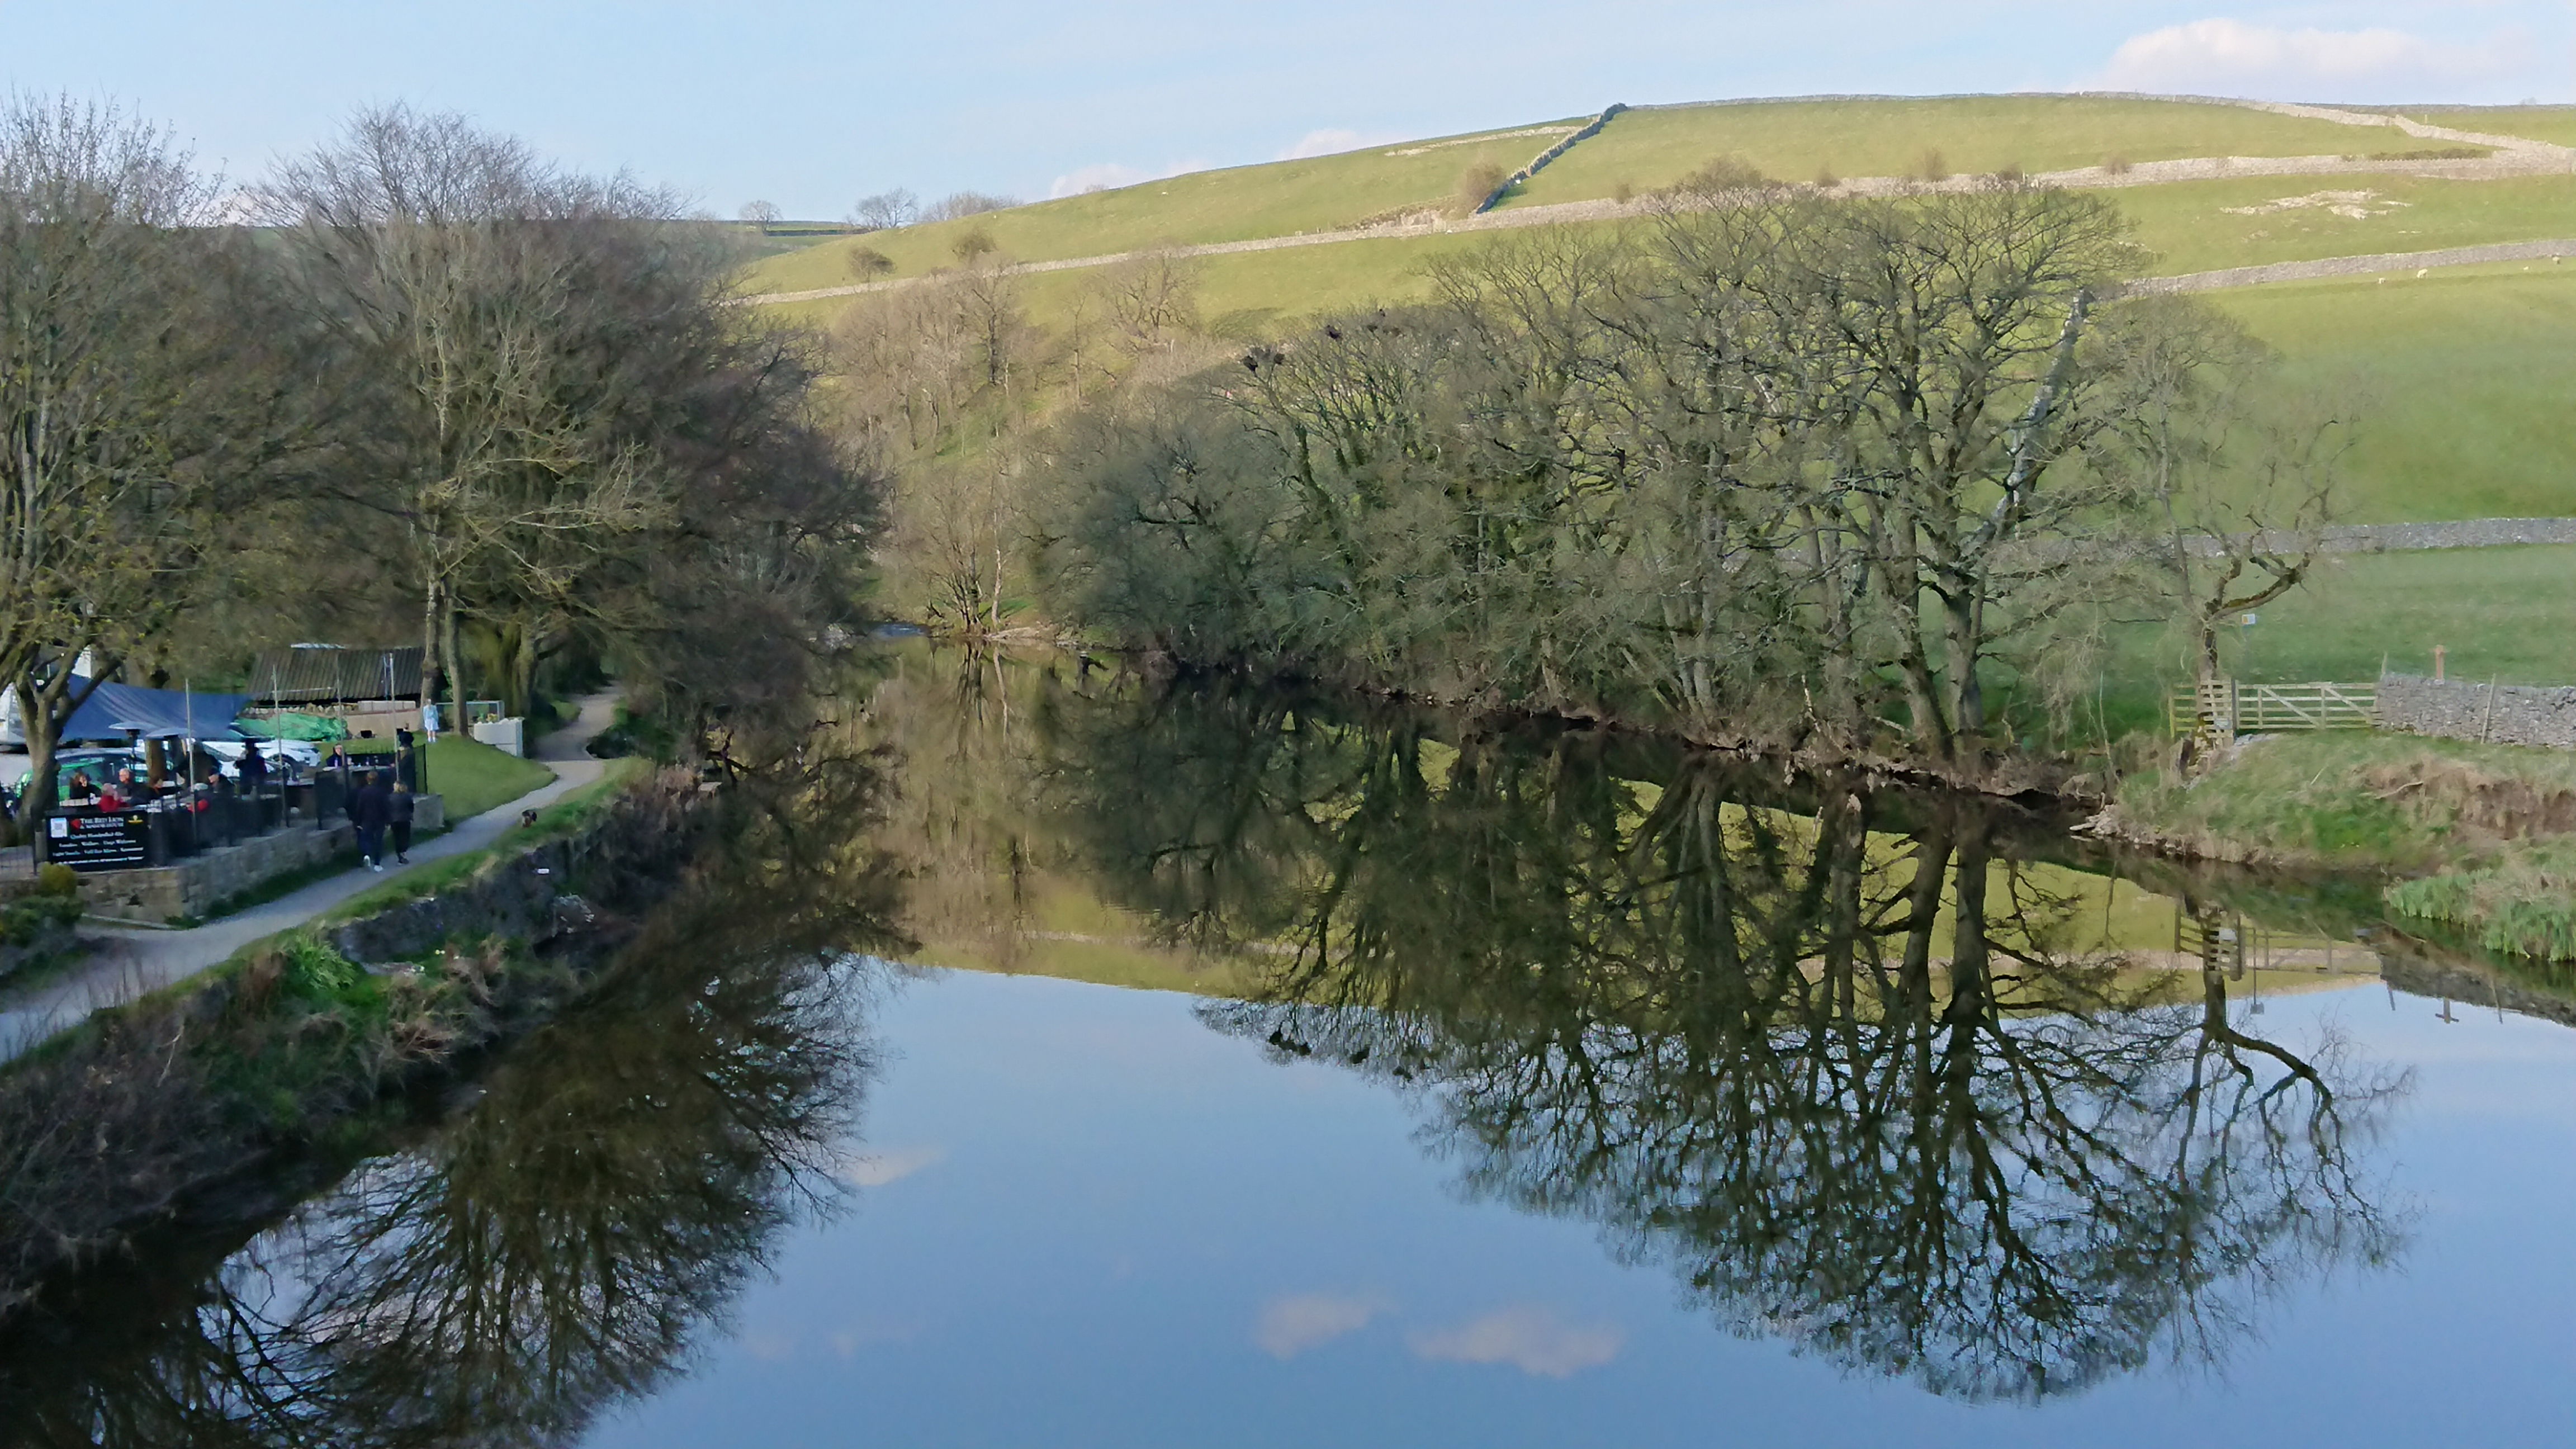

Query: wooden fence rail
<box><xmin>2169</xmin><ymin>679</ymin><xmax>2378</xmax><ymax>738</ymax></box>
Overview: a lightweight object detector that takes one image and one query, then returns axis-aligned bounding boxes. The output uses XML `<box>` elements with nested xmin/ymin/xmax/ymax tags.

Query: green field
<box><xmin>759</xmin><ymin>94</ymin><xmax>2576</xmax><ymax>537</ymax></box>
<box><xmin>2122</xmin><ymin>173</ymin><xmax>2576</xmax><ymax>275</ymax></box>
<box><xmin>2411</xmin><ymin>106</ymin><xmax>2576</xmax><ymax>149</ymax></box>
<box><xmin>746</xmin><ymin>96</ymin><xmax>2438</xmax><ymax>297</ymax></box>
<box><xmin>1512</xmin><ymin>95</ymin><xmax>2388</xmax><ymax>205</ymax></box>
<box><xmin>2101</xmin><ymin>544</ymin><xmax>2576</xmax><ymax>735</ymax></box>
<box><xmin>2212</xmin><ymin>267</ymin><xmax>2576</xmax><ymax>520</ymax></box>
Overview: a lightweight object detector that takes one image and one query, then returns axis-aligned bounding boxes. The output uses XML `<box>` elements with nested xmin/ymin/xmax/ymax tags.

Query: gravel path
<box><xmin>742</xmin><ymin>98</ymin><xmax>2576</xmax><ymax>307</ymax></box>
<box><xmin>0</xmin><ymin>694</ymin><xmax>617</xmax><ymax>1063</ymax></box>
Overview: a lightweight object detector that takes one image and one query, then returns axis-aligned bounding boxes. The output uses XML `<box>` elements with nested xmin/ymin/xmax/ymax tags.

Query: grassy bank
<box><xmin>2387</xmin><ymin>840</ymin><xmax>2576</xmax><ymax>963</ymax></box>
<box><xmin>2110</xmin><ymin>731</ymin><xmax>2576</xmax><ymax>962</ymax></box>
<box><xmin>346</xmin><ymin>735</ymin><xmax>555</xmax><ymax>821</ymax></box>
<box><xmin>2111</xmin><ymin>732</ymin><xmax>2576</xmax><ymax>870</ymax></box>
<box><xmin>0</xmin><ymin>916</ymin><xmax>558</xmax><ymax>1308</ymax></box>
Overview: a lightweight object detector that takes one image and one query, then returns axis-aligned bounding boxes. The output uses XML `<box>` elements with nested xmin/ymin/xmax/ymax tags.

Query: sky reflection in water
<box><xmin>579</xmin><ymin>968</ymin><xmax>2576</xmax><ymax>1449</ymax></box>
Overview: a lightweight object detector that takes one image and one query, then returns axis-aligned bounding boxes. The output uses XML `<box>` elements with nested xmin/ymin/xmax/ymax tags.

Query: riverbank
<box><xmin>0</xmin><ymin>762</ymin><xmax>699</xmax><ymax>1313</ymax></box>
<box><xmin>2098</xmin><ymin>730</ymin><xmax>2576</xmax><ymax>960</ymax></box>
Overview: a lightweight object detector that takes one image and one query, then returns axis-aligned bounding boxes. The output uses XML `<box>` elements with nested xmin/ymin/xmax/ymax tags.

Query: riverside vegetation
<box><xmin>1037</xmin><ymin>183</ymin><xmax>2336</xmax><ymax>775</ymax></box>
<box><xmin>807</xmin><ymin>139</ymin><xmax>2571</xmax><ymax>960</ymax></box>
<box><xmin>0</xmin><ymin>95</ymin><xmax>886</xmax><ymax>1300</ymax></box>
<box><xmin>0</xmin><ymin>736</ymin><xmax>906</xmax><ymax>1433</ymax></box>
<box><xmin>0</xmin><ymin>695</ymin><xmax>905</xmax><ymax>1311</ymax></box>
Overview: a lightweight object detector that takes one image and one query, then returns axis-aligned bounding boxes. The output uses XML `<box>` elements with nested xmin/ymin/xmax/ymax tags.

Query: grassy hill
<box><xmin>743</xmin><ymin>116</ymin><xmax>1599</xmax><ymax>293</ymax></box>
<box><xmin>745</xmin><ymin>96</ymin><xmax>2507</xmax><ymax>295</ymax></box>
<box><xmin>1504</xmin><ymin>94</ymin><xmax>2389</xmax><ymax>204</ymax></box>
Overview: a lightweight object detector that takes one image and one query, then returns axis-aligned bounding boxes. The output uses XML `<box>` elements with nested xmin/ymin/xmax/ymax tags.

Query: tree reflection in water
<box><xmin>0</xmin><ymin>754</ymin><xmax>907</xmax><ymax>1448</ymax></box>
<box><xmin>1050</xmin><ymin>680</ymin><xmax>2411</xmax><ymax>1401</ymax></box>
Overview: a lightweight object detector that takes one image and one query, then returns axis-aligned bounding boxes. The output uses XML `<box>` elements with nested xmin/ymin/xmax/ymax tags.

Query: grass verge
<box><xmin>309</xmin><ymin>759</ymin><xmax>648</xmax><ymax>931</ymax></box>
<box><xmin>2113</xmin><ymin>730</ymin><xmax>2576</xmax><ymax>963</ymax></box>
<box><xmin>345</xmin><ymin>736</ymin><xmax>554</xmax><ymax>821</ymax></box>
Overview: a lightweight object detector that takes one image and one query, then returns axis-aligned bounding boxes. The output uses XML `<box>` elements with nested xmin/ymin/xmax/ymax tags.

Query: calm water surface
<box><xmin>579</xmin><ymin>969</ymin><xmax>2576</xmax><ymax>1449</ymax></box>
<box><xmin>11</xmin><ymin>656</ymin><xmax>2576</xmax><ymax>1447</ymax></box>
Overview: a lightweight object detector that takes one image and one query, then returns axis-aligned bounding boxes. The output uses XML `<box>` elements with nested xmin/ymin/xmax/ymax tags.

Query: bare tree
<box><xmin>2089</xmin><ymin>299</ymin><xmax>2347</xmax><ymax>702</ymax></box>
<box><xmin>270</xmin><ymin>106</ymin><xmax>697</xmax><ymax>734</ymax></box>
<box><xmin>738</xmin><ymin>199</ymin><xmax>782</xmax><ymax>234</ymax></box>
<box><xmin>924</xmin><ymin>191</ymin><xmax>1019</xmax><ymax>222</ymax></box>
<box><xmin>849</xmin><ymin>188</ymin><xmax>917</xmax><ymax>230</ymax></box>
<box><xmin>1097</xmin><ymin>247</ymin><xmax>1203</xmax><ymax>357</ymax></box>
<box><xmin>0</xmin><ymin>98</ymin><xmax>253</xmax><ymax>849</ymax></box>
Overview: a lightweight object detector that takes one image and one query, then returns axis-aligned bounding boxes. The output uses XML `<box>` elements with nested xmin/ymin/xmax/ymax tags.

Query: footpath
<box><xmin>0</xmin><ymin>693</ymin><xmax>617</xmax><ymax>1061</ymax></box>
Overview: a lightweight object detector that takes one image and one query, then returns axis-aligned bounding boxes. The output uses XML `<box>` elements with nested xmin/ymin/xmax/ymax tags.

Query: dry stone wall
<box><xmin>1472</xmin><ymin>103</ymin><xmax>1627</xmax><ymax>214</ymax></box>
<box><xmin>2182</xmin><ymin>517</ymin><xmax>2576</xmax><ymax>558</ymax></box>
<box><xmin>2376</xmin><ymin>673</ymin><xmax>2576</xmax><ymax>750</ymax></box>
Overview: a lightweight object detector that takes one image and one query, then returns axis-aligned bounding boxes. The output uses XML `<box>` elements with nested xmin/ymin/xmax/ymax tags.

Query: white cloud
<box><xmin>828</xmin><ymin>1315</ymin><xmax>920</xmax><ymax>1356</ymax></box>
<box><xmin>1280</xmin><ymin>127</ymin><xmax>1404</xmax><ymax>160</ymax></box>
<box><xmin>2096</xmin><ymin>18</ymin><xmax>2514</xmax><ymax>97</ymax></box>
<box><xmin>1254</xmin><ymin>1291</ymin><xmax>1390</xmax><ymax>1359</ymax></box>
<box><xmin>834</xmin><ymin>1144</ymin><xmax>945</xmax><ymax>1187</ymax></box>
<box><xmin>1407</xmin><ymin>1306</ymin><xmax>1623</xmax><ymax>1379</ymax></box>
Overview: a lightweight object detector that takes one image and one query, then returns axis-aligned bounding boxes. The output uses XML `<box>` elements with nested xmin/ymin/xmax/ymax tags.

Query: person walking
<box><xmin>348</xmin><ymin>769</ymin><xmax>393</xmax><ymax>872</ymax></box>
<box><xmin>389</xmin><ymin>779</ymin><xmax>416</xmax><ymax>864</ymax></box>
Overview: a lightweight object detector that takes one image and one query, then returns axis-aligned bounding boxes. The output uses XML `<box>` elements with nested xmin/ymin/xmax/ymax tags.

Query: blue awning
<box><xmin>60</xmin><ymin>680</ymin><xmax>251</xmax><ymax>742</ymax></box>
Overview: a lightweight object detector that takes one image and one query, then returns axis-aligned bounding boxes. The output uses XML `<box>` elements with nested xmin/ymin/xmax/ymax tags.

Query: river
<box><xmin>6</xmin><ymin>648</ymin><xmax>2575</xmax><ymax>1446</ymax></box>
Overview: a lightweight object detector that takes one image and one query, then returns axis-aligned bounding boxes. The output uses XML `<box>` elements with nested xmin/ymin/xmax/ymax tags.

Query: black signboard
<box><xmin>47</xmin><ymin>811</ymin><xmax>153</xmax><ymax>872</ymax></box>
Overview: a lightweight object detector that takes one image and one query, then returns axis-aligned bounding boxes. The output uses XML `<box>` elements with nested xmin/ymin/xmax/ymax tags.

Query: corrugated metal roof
<box><xmin>247</xmin><ymin>646</ymin><xmax>424</xmax><ymax>704</ymax></box>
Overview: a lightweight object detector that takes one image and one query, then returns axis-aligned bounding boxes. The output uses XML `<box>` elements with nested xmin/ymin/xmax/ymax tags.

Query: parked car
<box><xmin>10</xmin><ymin>747</ymin><xmax>144</xmax><ymax>799</ymax></box>
<box><xmin>197</xmin><ymin>738</ymin><xmax>324</xmax><ymax>779</ymax></box>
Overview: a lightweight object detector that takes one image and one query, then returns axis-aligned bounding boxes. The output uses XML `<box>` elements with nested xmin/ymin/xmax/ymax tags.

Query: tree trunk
<box><xmin>442</xmin><ymin>602</ymin><xmax>468</xmax><ymax>753</ymax></box>
<box><xmin>510</xmin><ymin>619</ymin><xmax>539</xmax><ymax>724</ymax></box>
<box><xmin>419</xmin><ymin>578</ymin><xmax>442</xmax><ymax>719</ymax></box>
<box><xmin>1943</xmin><ymin>589</ymin><xmax>1986</xmax><ymax>743</ymax></box>
<box><xmin>1942</xmin><ymin>823</ymin><xmax>1994</xmax><ymax>1031</ymax></box>
<box><xmin>15</xmin><ymin>680</ymin><xmax>56</xmax><ymax>866</ymax></box>
<box><xmin>13</xmin><ymin>663</ymin><xmax>105</xmax><ymax>867</ymax></box>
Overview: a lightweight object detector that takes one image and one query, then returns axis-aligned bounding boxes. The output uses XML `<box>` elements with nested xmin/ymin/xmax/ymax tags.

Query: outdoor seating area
<box><xmin>0</xmin><ymin>673</ymin><xmax>448</xmax><ymax>921</ymax></box>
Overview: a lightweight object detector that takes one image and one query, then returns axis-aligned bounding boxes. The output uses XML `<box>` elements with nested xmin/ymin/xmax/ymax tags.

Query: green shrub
<box><xmin>2388</xmin><ymin>838</ymin><xmax>2576</xmax><ymax>962</ymax></box>
<box><xmin>0</xmin><ymin>891</ymin><xmax>80</xmax><ymax>948</ymax></box>
<box><xmin>280</xmin><ymin>934</ymin><xmax>362</xmax><ymax>1001</ymax></box>
<box><xmin>35</xmin><ymin>863</ymin><xmax>77</xmax><ymax>898</ymax></box>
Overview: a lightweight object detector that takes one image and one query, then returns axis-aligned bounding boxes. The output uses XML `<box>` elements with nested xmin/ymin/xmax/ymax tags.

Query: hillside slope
<box><xmin>757</xmin><ymin>93</ymin><xmax>2576</xmax><ymax>524</ymax></box>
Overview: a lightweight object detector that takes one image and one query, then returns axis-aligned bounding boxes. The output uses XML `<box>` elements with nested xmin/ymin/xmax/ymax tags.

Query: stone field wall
<box><xmin>2376</xmin><ymin>673</ymin><xmax>2576</xmax><ymax>750</ymax></box>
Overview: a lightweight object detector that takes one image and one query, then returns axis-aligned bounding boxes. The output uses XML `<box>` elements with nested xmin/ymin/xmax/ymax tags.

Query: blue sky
<box><xmin>6</xmin><ymin>2</ymin><xmax>2572</xmax><ymax>217</ymax></box>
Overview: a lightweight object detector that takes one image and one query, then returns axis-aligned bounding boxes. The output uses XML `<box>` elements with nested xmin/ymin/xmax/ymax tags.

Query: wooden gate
<box><xmin>2168</xmin><ymin>679</ymin><xmax>2376</xmax><ymax>737</ymax></box>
